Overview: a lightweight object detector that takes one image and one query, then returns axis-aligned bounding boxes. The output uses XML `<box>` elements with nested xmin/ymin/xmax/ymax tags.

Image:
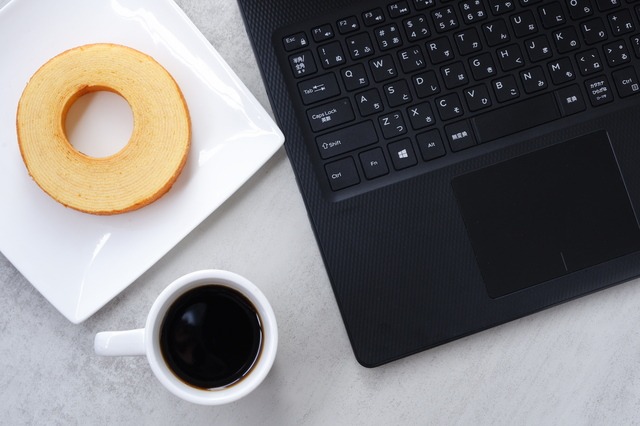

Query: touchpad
<box><xmin>452</xmin><ymin>130</ymin><xmax>640</xmax><ymax>298</ymax></box>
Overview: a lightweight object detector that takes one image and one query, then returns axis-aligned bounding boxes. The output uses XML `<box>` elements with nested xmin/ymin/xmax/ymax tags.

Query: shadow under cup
<box><xmin>145</xmin><ymin>272</ymin><xmax>277</xmax><ymax>404</ymax></box>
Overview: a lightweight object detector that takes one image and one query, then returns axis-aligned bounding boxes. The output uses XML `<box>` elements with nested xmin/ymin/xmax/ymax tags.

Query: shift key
<box><xmin>316</xmin><ymin>121</ymin><xmax>378</xmax><ymax>159</ymax></box>
<box><xmin>307</xmin><ymin>98</ymin><xmax>354</xmax><ymax>132</ymax></box>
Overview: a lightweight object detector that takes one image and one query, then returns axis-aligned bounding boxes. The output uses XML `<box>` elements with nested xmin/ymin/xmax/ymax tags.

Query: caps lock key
<box><xmin>306</xmin><ymin>98</ymin><xmax>355</xmax><ymax>132</ymax></box>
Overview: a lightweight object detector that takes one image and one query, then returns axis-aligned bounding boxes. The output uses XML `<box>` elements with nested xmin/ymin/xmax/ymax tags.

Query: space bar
<box><xmin>471</xmin><ymin>93</ymin><xmax>561</xmax><ymax>143</ymax></box>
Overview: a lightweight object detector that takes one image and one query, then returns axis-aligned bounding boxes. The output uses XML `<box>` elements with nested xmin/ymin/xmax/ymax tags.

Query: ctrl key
<box><xmin>325</xmin><ymin>157</ymin><xmax>360</xmax><ymax>191</ymax></box>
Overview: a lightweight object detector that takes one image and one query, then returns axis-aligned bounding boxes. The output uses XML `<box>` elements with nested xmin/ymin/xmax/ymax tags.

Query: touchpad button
<box><xmin>452</xmin><ymin>130</ymin><xmax>640</xmax><ymax>298</ymax></box>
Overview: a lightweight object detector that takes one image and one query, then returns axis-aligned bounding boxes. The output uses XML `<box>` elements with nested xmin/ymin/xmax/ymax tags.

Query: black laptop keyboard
<box><xmin>278</xmin><ymin>0</ymin><xmax>640</xmax><ymax>193</ymax></box>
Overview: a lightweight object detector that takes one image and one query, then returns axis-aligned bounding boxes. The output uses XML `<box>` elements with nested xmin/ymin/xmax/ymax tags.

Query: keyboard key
<box><xmin>538</xmin><ymin>3</ymin><xmax>566</xmax><ymax>28</ymax></box>
<box><xmin>469</xmin><ymin>52</ymin><xmax>497</xmax><ymax>79</ymax></box>
<box><xmin>337</xmin><ymin>16</ymin><xmax>360</xmax><ymax>34</ymax></box>
<box><xmin>407</xmin><ymin>101</ymin><xmax>437</xmax><ymax>129</ymax></box>
<box><xmin>496</xmin><ymin>44</ymin><xmax>525</xmax><ymax>70</ymax></box>
<box><xmin>488</xmin><ymin>0</ymin><xmax>515</xmax><ymax>15</ymax></box>
<box><xmin>379</xmin><ymin>111</ymin><xmax>408</xmax><ymax>138</ymax></box>
<box><xmin>472</xmin><ymin>92</ymin><xmax>561</xmax><ymax>143</ymax></box>
<box><xmin>460</xmin><ymin>0</ymin><xmax>488</xmax><ymax>24</ymax></box>
<box><xmin>306</xmin><ymin>98</ymin><xmax>355</xmax><ymax>132</ymax></box>
<box><xmin>554</xmin><ymin>84</ymin><xmax>587</xmax><ymax>115</ymax></box>
<box><xmin>524</xmin><ymin>35</ymin><xmax>553</xmax><ymax>62</ymax></box>
<box><xmin>298</xmin><ymin>74</ymin><xmax>341</xmax><ymax>105</ymax></box>
<box><xmin>581</xmin><ymin>18</ymin><xmax>608</xmax><ymax>44</ymax></box>
<box><xmin>576</xmin><ymin>49</ymin><xmax>604</xmax><ymax>75</ymax></box>
<box><xmin>389</xmin><ymin>1</ymin><xmax>411</xmax><ymax>17</ymax></box>
<box><xmin>510</xmin><ymin>11</ymin><xmax>537</xmax><ymax>37</ymax></box>
<box><xmin>464</xmin><ymin>84</ymin><xmax>493</xmax><ymax>111</ymax></box>
<box><xmin>318</xmin><ymin>41</ymin><xmax>346</xmax><ymax>68</ymax></box>
<box><xmin>435</xmin><ymin>93</ymin><xmax>464</xmax><ymax>120</ymax></box>
<box><xmin>355</xmin><ymin>88</ymin><xmax>384</xmax><ymax>115</ymax></box>
<box><xmin>603</xmin><ymin>40</ymin><xmax>631</xmax><ymax>66</ymax></box>
<box><xmin>425</xmin><ymin>37</ymin><xmax>455</xmax><ymax>63</ymax></box>
<box><xmin>318</xmin><ymin>42</ymin><xmax>346</xmax><ymax>68</ymax></box>
<box><xmin>631</xmin><ymin>34</ymin><xmax>640</xmax><ymax>57</ymax></box>
<box><xmin>416</xmin><ymin>130</ymin><xmax>446</xmax><ymax>160</ymax></box>
<box><xmin>283</xmin><ymin>32</ymin><xmax>309</xmax><ymax>51</ymax></box>
<box><xmin>441</xmin><ymin>61</ymin><xmax>469</xmax><ymax>88</ymax></box>
<box><xmin>289</xmin><ymin>51</ymin><xmax>317</xmax><ymax>77</ymax></box>
<box><xmin>398</xmin><ymin>47</ymin><xmax>427</xmax><ymax>73</ymax></box>
<box><xmin>445</xmin><ymin>120</ymin><xmax>476</xmax><ymax>151</ymax></box>
<box><xmin>596</xmin><ymin>0</ymin><xmax>622</xmax><ymax>10</ymax></box>
<box><xmin>520</xmin><ymin>66</ymin><xmax>548</xmax><ymax>93</ymax></box>
<box><xmin>482</xmin><ymin>20</ymin><xmax>511</xmax><ymax>46</ymax></box>
<box><xmin>432</xmin><ymin>6</ymin><xmax>460</xmax><ymax>33</ymax></box>
<box><xmin>316</xmin><ymin>121</ymin><xmax>378</xmax><ymax>159</ymax></box>
<box><xmin>362</xmin><ymin>8</ymin><xmax>385</xmax><ymax>26</ymax></box>
<box><xmin>612</xmin><ymin>66</ymin><xmax>640</xmax><ymax>96</ymax></box>
<box><xmin>413</xmin><ymin>0</ymin><xmax>436</xmax><ymax>9</ymax></box>
<box><xmin>325</xmin><ymin>157</ymin><xmax>360</xmax><ymax>191</ymax></box>
<box><xmin>374</xmin><ymin>24</ymin><xmax>403</xmax><ymax>50</ymax></box>
<box><xmin>413</xmin><ymin>70</ymin><xmax>441</xmax><ymax>97</ymax></box>
<box><xmin>492</xmin><ymin>75</ymin><xmax>520</xmax><ymax>102</ymax></box>
<box><xmin>454</xmin><ymin>28</ymin><xmax>483</xmax><ymax>55</ymax></box>
<box><xmin>311</xmin><ymin>25</ymin><xmax>334</xmax><ymax>42</ymax></box>
<box><xmin>608</xmin><ymin>10</ymin><xmax>635</xmax><ymax>35</ymax></box>
<box><xmin>388</xmin><ymin>139</ymin><xmax>418</xmax><ymax>170</ymax></box>
<box><xmin>384</xmin><ymin>80</ymin><xmax>413</xmax><ymax>106</ymax></box>
<box><xmin>567</xmin><ymin>0</ymin><xmax>594</xmax><ymax>19</ymax></box>
<box><xmin>359</xmin><ymin>148</ymin><xmax>389</xmax><ymax>179</ymax></box>
<box><xmin>552</xmin><ymin>27</ymin><xmax>581</xmax><ymax>53</ymax></box>
<box><xmin>346</xmin><ymin>33</ymin><xmax>375</xmax><ymax>60</ymax></box>
<box><xmin>341</xmin><ymin>64</ymin><xmax>369</xmax><ymax>91</ymax></box>
<box><xmin>369</xmin><ymin>55</ymin><xmax>398</xmax><ymax>81</ymax></box>
<box><xmin>548</xmin><ymin>57</ymin><xmax>577</xmax><ymax>84</ymax></box>
<box><xmin>403</xmin><ymin>15</ymin><xmax>431</xmax><ymax>41</ymax></box>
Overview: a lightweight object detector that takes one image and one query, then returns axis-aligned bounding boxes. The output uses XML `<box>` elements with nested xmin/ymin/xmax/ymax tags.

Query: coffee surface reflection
<box><xmin>160</xmin><ymin>285</ymin><xmax>262</xmax><ymax>389</ymax></box>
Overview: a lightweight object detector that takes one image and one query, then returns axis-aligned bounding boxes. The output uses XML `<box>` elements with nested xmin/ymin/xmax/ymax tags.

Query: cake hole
<box><xmin>65</xmin><ymin>91</ymin><xmax>133</xmax><ymax>158</ymax></box>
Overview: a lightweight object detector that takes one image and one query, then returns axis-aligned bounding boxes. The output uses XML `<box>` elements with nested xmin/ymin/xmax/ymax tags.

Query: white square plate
<box><xmin>0</xmin><ymin>0</ymin><xmax>284</xmax><ymax>323</ymax></box>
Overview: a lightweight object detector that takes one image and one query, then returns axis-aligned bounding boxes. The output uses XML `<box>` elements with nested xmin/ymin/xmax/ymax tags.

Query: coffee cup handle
<box><xmin>94</xmin><ymin>329</ymin><xmax>146</xmax><ymax>356</ymax></box>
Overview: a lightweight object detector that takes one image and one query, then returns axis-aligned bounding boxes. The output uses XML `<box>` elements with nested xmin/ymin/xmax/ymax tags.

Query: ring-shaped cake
<box><xmin>16</xmin><ymin>43</ymin><xmax>191</xmax><ymax>215</ymax></box>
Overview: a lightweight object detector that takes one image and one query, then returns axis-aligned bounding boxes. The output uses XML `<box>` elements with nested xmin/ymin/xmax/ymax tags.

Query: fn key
<box><xmin>325</xmin><ymin>157</ymin><xmax>360</xmax><ymax>190</ymax></box>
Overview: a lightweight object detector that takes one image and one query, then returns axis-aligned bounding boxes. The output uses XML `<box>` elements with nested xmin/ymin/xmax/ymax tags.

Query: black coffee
<box><xmin>159</xmin><ymin>285</ymin><xmax>262</xmax><ymax>389</ymax></box>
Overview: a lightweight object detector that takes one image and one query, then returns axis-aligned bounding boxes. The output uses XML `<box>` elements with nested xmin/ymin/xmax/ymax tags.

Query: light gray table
<box><xmin>3</xmin><ymin>0</ymin><xmax>640</xmax><ymax>424</ymax></box>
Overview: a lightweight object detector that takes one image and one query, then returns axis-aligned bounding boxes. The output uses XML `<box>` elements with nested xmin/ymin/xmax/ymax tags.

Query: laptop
<box><xmin>237</xmin><ymin>0</ymin><xmax>640</xmax><ymax>366</ymax></box>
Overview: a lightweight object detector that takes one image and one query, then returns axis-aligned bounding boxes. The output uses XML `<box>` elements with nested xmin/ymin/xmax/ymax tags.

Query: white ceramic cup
<box><xmin>94</xmin><ymin>269</ymin><xmax>277</xmax><ymax>405</ymax></box>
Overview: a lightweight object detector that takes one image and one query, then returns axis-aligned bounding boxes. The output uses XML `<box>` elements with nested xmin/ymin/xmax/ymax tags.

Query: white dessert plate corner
<box><xmin>0</xmin><ymin>0</ymin><xmax>284</xmax><ymax>323</ymax></box>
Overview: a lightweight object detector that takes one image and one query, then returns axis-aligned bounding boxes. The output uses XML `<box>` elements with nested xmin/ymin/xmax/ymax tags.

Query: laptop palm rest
<box><xmin>452</xmin><ymin>130</ymin><xmax>640</xmax><ymax>298</ymax></box>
